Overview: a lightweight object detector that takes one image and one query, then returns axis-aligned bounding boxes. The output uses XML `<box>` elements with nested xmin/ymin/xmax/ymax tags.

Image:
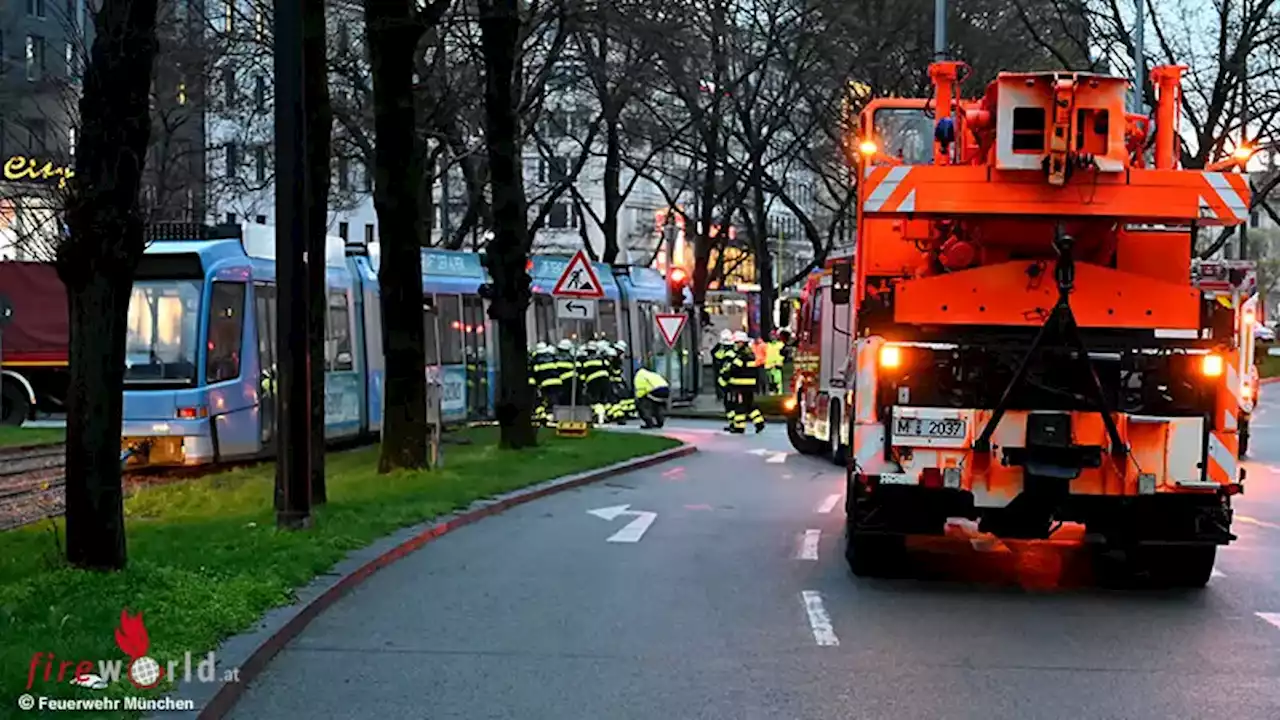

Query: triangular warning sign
<box><xmin>551</xmin><ymin>249</ymin><xmax>605</xmax><ymax>299</ymax></box>
<box><xmin>655</xmin><ymin>313</ymin><xmax>687</xmax><ymax>349</ymax></box>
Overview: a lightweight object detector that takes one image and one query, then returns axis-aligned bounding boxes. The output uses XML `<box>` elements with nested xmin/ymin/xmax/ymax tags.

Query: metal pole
<box><xmin>274</xmin><ymin>0</ymin><xmax>312</xmax><ymax>528</ymax></box>
<box><xmin>1132</xmin><ymin>0</ymin><xmax>1145</xmax><ymax>113</ymax></box>
<box><xmin>934</xmin><ymin>0</ymin><xmax>946</xmax><ymax>59</ymax></box>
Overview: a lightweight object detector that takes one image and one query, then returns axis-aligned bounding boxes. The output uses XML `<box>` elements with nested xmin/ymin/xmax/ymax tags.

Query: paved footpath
<box><xmin>229</xmin><ymin>404</ymin><xmax>1280</xmax><ymax>720</ymax></box>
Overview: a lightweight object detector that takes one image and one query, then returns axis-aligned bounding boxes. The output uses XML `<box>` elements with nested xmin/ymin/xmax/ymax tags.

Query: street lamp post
<box><xmin>273</xmin><ymin>0</ymin><xmax>313</xmax><ymax>528</ymax></box>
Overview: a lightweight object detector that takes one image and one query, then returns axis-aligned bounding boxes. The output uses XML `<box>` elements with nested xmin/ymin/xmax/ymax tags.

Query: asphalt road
<box><xmin>229</xmin><ymin>400</ymin><xmax>1280</xmax><ymax>720</ymax></box>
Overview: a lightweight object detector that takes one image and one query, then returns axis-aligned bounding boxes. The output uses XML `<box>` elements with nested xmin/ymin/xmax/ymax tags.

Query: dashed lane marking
<box><xmin>1257</xmin><ymin>612</ymin><xmax>1280</xmax><ymax>631</ymax></box>
<box><xmin>816</xmin><ymin>494</ymin><xmax>841</xmax><ymax>514</ymax></box>
<box><xmin>1237</xmin><ymin>516</ymin><xmax>1280</xmax><ymax>530</ymax></box>
<box><xmin>797</xmin><ymin>529</ymin><xmax>821</xmax><ymax>560</ymax></box>
<box><xmin>801</xmin><ymin>591</ymin><xmax>839</xmax><ymax>646</ymax></box>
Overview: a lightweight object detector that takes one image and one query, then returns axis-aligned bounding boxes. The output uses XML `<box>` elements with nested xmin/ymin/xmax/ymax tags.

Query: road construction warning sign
<box><xmin>551</xmin><ymin>249</ymin><xmax>605</xmax><ymax>299</ymax></box>
<box><xmin>655</xmin><ymin>313</ymin><xmax>687</xmax><ymax>349</ymax></box>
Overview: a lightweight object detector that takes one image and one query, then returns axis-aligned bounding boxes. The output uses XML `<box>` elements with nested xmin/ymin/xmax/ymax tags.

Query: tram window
<box><xmin>535</xmin><ymin>296</ymin><xmax>555</xmax><ymax>342</ymax></box>
<box><xmin>598</xmin><ymin>300</ymin><xmax>617</xmax><ymax>340</ymax></box>
<box><xmin>438</xmin><ymin>294</ymin><xmax>463</xmax><ymax>364</ymax></box>
<box><xmin>328</xmin><ymin>291</ymin><xmax>354</xmax><ymax>371</ymax></box>
<box><xmin>206</xmin><ymin>282</ymin><xmax>246</xmax><ymax>384</ymax></box>
<box><xmin>254</xmin><ymin>283</ymin><xmax>276</xmax><ymax>373</ymax></box>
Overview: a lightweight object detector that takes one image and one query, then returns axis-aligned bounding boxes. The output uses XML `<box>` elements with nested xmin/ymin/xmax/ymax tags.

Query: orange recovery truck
<box><xmin>798</xmin><ymin>61</ymin><xmax>1252</xmax><ymax>586</ymax></box>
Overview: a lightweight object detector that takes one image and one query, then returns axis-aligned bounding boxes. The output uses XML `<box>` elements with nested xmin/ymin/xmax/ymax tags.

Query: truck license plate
<box><xmin>894</xmin><ymin>417</ymin><xmax>966</xmax><ymax>439</ymax></box>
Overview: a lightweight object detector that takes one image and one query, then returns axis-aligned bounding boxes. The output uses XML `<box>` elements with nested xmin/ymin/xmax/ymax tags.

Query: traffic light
<box><xmin>667</xmin><ymin>267</ymin><xmax>689</xmax><ymax>308</ymax></box>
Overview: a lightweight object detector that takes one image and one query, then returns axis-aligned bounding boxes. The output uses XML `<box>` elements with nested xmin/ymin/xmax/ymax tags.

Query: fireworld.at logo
<box><xmin>25</xmin><ymin>608</ymin><xmax>240</xmax><ymax>691</ymax></box>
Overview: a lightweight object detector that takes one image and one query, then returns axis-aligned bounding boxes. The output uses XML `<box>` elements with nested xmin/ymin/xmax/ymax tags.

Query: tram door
<box><xmin>461</xmin><ymin>295</ymin><xmax>490</xmax><ymax>418</ymax></box>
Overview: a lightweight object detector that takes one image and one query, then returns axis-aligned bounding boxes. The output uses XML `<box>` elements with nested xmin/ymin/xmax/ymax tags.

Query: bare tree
<box><xmin>57</xmin><ymin>0</ymin><xmax>162</xmax><ymax>569</ymax></box>
<box><xmin>365</xmin><ymin>0</ymin><xmax>449</xmax><ymax>470</ymax></box>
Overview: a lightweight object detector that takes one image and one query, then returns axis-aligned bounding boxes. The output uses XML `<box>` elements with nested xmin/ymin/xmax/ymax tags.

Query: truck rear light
<box><xmin>782</xmin><ymin>395</ymin><xmax>797</xmax><ymax>412</ymax></box>
<box><xmin>1201</xmin><ymin>354</ymin><xmax>1224</xmax><ymax>378</ymax></box>
<box><xmin>920</xmin><ymin>468</ymin><xmax>943</xmax><ymax>488</ymax></box>
<box><xmin>176</xmin><ymin>406</ymin><xmax>208</xmax><ymax>419</ymax></box>
<box><xmin>879</xmin><ymin>345</ymin><xmax>902</xmax><ymax>369</ymax></box>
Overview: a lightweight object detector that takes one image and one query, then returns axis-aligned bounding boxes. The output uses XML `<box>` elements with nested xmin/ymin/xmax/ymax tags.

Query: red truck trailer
<box><xmin>0</xmin><ymin>262</ymin><xmax>69</xmax><ymax>424</ymax></box>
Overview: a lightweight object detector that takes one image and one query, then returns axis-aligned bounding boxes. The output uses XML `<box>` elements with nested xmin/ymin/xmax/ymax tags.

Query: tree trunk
<box><xmin>601</xmin><ymin>115</ymin><xmax>622</xmax><ymax>264</ymax></box>
<box><xmin>56</xmin><ymin>0</ymin><xmax>161</xmax><ymax>570</ymax></box>
<box><xmin>479</xmin><ymin>0</ymin><xmax>536</xmax><ymax>449</ymax></box>
<box><xmin>304</xmin><ymin>0</ymin><xmax>332</xmax><ymax>502</ymax></box>
<box><xmin>751</xmin><ymin>161</ymin><xmax>774</xmax><ymax>339</ymax></box>
<box><xmin>366</xmin><ymin>0</ymin><xmax>429</xmax><ymax>471</ymax></box>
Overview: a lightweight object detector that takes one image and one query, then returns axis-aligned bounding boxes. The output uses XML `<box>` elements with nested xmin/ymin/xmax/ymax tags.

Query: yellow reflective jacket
<box><xmin>633</xmin><ymin>368</ymin><xmax>669</xmax><ymax>399</ymax></box>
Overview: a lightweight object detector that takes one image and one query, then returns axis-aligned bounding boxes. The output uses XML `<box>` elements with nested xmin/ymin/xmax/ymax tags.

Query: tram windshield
<box><xmin>124</xmin><ymin>279</ymin><xmax>203</xmax><ymax>384</ymax></box>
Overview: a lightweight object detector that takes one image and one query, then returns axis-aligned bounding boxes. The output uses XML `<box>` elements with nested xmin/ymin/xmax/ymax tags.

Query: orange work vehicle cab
<box><xmin>804</xmin><ymin>60</ymin><xmax>1252</xmax><ymax>586</ymax></box>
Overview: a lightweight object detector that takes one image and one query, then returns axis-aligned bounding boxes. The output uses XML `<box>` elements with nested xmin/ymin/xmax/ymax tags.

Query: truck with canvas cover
<box><xmin>839</xmin><ymin>60</ymin><xmax>1251</xmax><ymax>587</ymax></box>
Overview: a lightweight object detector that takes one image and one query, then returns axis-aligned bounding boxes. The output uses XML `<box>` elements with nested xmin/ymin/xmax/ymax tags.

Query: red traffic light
<box><xmin>669</xmin><ymin>267</ymin><xmax>688</xmax><ymax>284</ymax></box>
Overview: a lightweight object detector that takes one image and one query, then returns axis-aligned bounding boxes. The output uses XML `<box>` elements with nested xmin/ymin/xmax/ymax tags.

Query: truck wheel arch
<box><xmin>1</xmin><ymin>370</ymin><xmax>36</xmax><ymax>407</ymax></box>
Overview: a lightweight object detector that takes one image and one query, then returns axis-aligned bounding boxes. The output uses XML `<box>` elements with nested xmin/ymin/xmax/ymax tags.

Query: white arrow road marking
<box><xmin>1210</xmin><ymin>569</ymin><xmax>1225</xmax><ymax>579</ymax></box>
<box><xmin>588</xmin><ymin>504</ymin><xmax>658</xmax><ymax>543</ymax></box>
<box><xmin>746</xmin><ymin>448</ymin><xmax>771</xmax><ymax>456</ymax></box>
<box><xmin>1237</xmin><ymin>515</ymin><xmax>1280</xmax><ymax>530</ymax></box>
<box><xmin>797</xmin><ymin>529</ymin><xmax>821</xmax><ymax>560</ymax></box>
<box><xmin>765</xmin><ymin>452</ymin><xmax>789</xmax><ymax>464</ymax></box>
<box><xmin>1257</xmin><ymin>612</ymin><xmax>1280</xmax><ymax>631</ymax></box>
<box><xmin>816</xmin><ymin>494</ymin><xmax>841</xmax><ymax>514</ymax></box>
<box><xmin>801</xmin><ymin>591</ymin><xmax>839</xmax><ymax>646</ymax></box>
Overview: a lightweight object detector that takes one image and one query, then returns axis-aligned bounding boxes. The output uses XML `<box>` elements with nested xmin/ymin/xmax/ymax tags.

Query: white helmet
<box><xmin>733</xmin><ymin>331</ymin><xmax>749</xmax><ymax>343</ymax></box>
<box><xmin>557</xmin><ymin>339</ymin><xmax>573</xmax><ymax>350</ymax></box>
<box><xmin>720</xmin><ymin>329</ymin><xmax>733</xmax><ymax>343</ymax></box>
<box><xmin>604</xmin><ymin>346</ymin><xmax>617</xmax><ymax>357</ymax></box>
<box><xmin>534</xmin><ymin>342</ymin><xmax>549</xmax><ymax>353</ymax></box>
<box><xmin>614</xmin><ymin>340</ymin><xmax>628</xmax><ymax>352</ymax></box>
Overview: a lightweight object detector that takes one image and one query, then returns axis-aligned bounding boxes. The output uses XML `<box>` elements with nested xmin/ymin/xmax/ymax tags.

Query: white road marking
<box><xmin>746</xmin><ymin>448</ymin><xmax>771</xmax><ymax>456</ymax></box>
<box><xmin>1211</xmin><ymin>569</ymin><xmax>1225</xmax><ymax>579</ymax></box>
<box><xmin>1237</xmin><ymin>515</ymin><xmax>1280</xmax><ymax>530</ymax></box>
<box><xmin>765</xmin><ymin>452</ymin><xmax>789</xmax><ymax>464</ymax></box>
<box><xmin>587</xmin><ymin>504</ymin><xmax>658</xmax><ymax>543</ymax></box>
<box><xmin>607</xmin><ymin>512</ymin><xmax>657</xmax><ymax>543</ymax></box>
<box><xmin>801</xmin><ymin>591</ymin><xmax>839</xmax><ymax>646</ymax></box>
<box><xmin>1256</xmin><ymin>612</ymin><xmax>1280</xmax><ymax>631</ymax></box>
<box><xmin>816</xmin><ymin>494</ymin><xmax>841</xmax><ymax>514</ymax></box>
<box><xmin>798</xmin><ymin>529</ymin><xmax>821</xmax><ymax>560</ymax></box>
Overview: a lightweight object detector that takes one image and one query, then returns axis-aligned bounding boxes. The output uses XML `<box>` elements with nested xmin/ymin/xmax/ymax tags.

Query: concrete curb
<box><xmin>1261</xmin><ymin>376</ymin><xmax>1280</xmax><ymax>387</ymax></box>
<box><xmin>170</xmin><ymin>440</ymin><xmax>696</xmax><ymax>720</ymax></box>
<box><xmin>668</xmin><ymin>411</ymin><xmax>785</xmax><ymax>422</ymax></box>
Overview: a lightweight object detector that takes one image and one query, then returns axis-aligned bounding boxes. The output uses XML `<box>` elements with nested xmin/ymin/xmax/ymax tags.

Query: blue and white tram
<box><xmin>121</xmin><ymin>223</ymin><xmax>379</xmax><ymax>467</ymax></box>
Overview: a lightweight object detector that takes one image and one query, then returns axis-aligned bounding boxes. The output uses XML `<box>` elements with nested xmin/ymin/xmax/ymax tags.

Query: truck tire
<box><xmin>786</xmin><ymin>414</ymin><xmax>824</xmax><ymax>455</ymax></box>
<box><xmin>845</xmin><ymin>477</ymin><xmax>907</xmax><ymax>578</ymax></box>
<box><xmin>1139</xmin><ymin>545</ymin><xmax>1217</xmax><ymax>588</ymax></box>
<box><xmin>1</xmin><ymin>379</ymin><xmax>31</xmax><ymax>426</ymax></box>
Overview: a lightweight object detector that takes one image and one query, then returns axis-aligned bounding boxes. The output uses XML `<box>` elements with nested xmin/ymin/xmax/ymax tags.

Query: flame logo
<box><xmin>114</xmin><ymin>609</ymin><xmax>150</xmax><ymax>659</ymax></box>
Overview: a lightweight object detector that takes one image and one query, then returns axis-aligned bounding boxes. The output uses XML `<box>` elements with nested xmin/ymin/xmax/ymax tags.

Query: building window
<box><xmin>548</xmin><ymin>156</ymin><xmax>567</xmax><ymax>184</ymax></box>
<box><xmin>255</xmin><ymin>214</ymin><xmax>266</xmax><ymax>224</ymax></box>
<box><xmin>548</xmin><ymin>202</ymin><xmax>570</xmax><ymax>229</ymax></box>
<box><xmin>223</xmin><ymin>0</ymin><xmax>234</xmax><ymax>33</ymax></box>
<box><xmin>223</xmin><ymin>67</ymin><xmax>237</xmax><ymax>105</ymax></box>
<box><xmin>226</xmin><ymin>212</ymin><xmax>237</xmax><ymax>224</ymax></box>
<box><xmin>65</xmin><ymin>42</ymin><xmax>73</xmax><ymax>77</ymax></box>
<box><xmin>338</xmin><ymin>25</ymin><xmax>349</xmax><ymax>54</ymax></box>
<box><xmin>28</xmin><ymin>0</ymin><xmax>47</xmax><ymax>18</ymax></box>
<box><xmin>26</xmin><ymin>36</ymin><xmax>46</xmax><ymax>81</ymax></box>
<box><xmin>254</xmin><ymin>75</ymin><xmax>266</xmax><ymax>110</ymax></box>
<box><xmin>254</xmin><ymin>9</ymin><xmax>266</xmax><ymax>42</ymax></box>
<box><xmin>362</xmin><ymin>163</ymin><xmax>372</xmax><ymax>192</ymax></box>
<box><xmin>177</xmin><ymin>81</ymin><xmax>187</xmax><ymax>105</ymax></box>
<box><xmin>226</xmin><ymin>143</ymin><xmax>239</xmax><ymax>178</ymax></box>
<box><xmin>255</xmin><ymin>145</ymin><xmax>267</xmax><ymax>183</ymax></box>
<box><xmin>337</xmin><ymin>155</ymin><xmax>350</xmax><ymax>191</ymax></box>
<box><xmin>338</xmin><ymin>222</ymin><xmax>349</xmax><ymax>240</ymax></box>
<box><xmin>364</xmin><ymin>224</ymin><xmax>375</xmax><ymax>244</ymax></box>
<box><xmin>1250</xmin><ymin>211</ymin><xmax>1260</xmax><ymax>229</ymax></box>
<box><xmin>67</xmin><ymin>125</ymin><xmax>76</xmax><ymax>156</ymax></box>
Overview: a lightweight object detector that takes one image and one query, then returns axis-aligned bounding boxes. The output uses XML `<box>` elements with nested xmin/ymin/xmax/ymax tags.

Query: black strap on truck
<box><xmin>972</xmin><ymin>225</ymin><xmax>1127</xmax><ymax>458</ymax></box>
